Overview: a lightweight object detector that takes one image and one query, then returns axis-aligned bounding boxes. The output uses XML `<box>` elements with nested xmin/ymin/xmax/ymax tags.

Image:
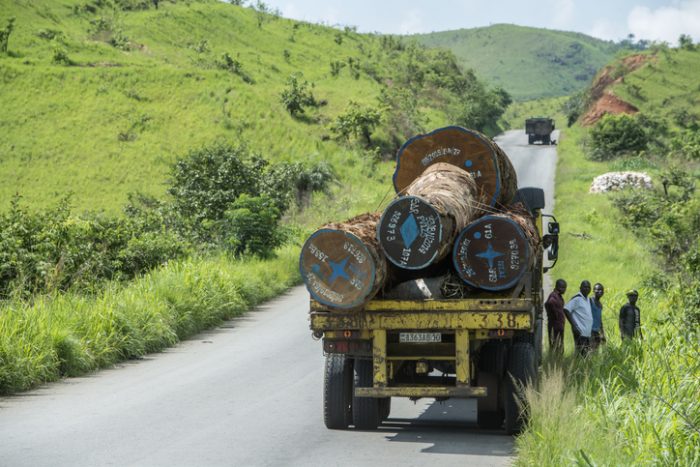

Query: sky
<box><xmin>254</xmin><ymin>0</ymin><xmax>700</xmax><ymax>43</ymax></box>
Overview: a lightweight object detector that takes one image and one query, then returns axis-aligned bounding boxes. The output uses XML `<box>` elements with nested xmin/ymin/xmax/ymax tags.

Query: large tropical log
<box><xmin>299</xmin><ymin>212</ymin><xmax>387</xmax><ymax>310</ymax></box>
<box><xmin>377</xmin><ymin>163</ymin><xmax>482</xmax><ymax>270</ymax></box>
<box><xmin>393</xmin><ymin>126</ymin><xmax>518</xmax><ymax>208</ymax></box>
<box><xmin>452</xmin><ymin>206</ymin><xmax>540</xmax><ymax>291</ymax></box>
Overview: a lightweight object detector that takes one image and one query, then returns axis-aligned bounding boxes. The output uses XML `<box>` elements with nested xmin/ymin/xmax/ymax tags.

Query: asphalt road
<box><xmin>0</xmin><ymin>129</ymin><xmax>557</xmax><ymax>467</ymax></box>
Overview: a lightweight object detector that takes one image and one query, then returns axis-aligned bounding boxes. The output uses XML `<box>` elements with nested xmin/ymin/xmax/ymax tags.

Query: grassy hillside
<box><xmin>0</xmin><ymin>0</ymin><xmax>495</xmax><ymax>215</ymax></box>
<box><xmin>414</xmin><ymin>24</ymin><xmax>623</xmax><ymax>101</ymax></box>
<box><xmin>516</xmin><ymin>46</ymin><xmax>700</xmax><ymax>465</ymax></box>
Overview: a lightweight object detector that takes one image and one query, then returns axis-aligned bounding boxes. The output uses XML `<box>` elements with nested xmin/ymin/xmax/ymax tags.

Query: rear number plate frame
<box><xmin>399</xmin><ymin>332</ymin><xmax>442</xmax><ymax>343</ymax></box>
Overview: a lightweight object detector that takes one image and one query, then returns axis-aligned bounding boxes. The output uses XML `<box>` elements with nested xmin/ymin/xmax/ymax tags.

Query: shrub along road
<box><xmin>0</xmin><ymin>129</ymin><xmax>556</xmax><ymax>467</ymax></box>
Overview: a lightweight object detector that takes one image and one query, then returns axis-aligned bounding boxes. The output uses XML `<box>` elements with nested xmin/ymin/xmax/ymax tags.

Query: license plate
<box><xmin>399</xmin><ymin>332</ymin><xmax>442</xmax><ymax>343</ymax></box>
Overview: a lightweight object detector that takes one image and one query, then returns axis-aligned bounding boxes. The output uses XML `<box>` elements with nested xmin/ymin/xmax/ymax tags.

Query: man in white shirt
<box><xmin>564</xmin><ymin>280</ymin><xmax>593</xmax><ymax>356</ymax></box>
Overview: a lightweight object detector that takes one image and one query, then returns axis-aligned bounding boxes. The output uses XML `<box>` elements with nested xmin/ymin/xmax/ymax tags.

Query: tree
<box><xmin>280</xmin><ymin>74</ymin><xmax>316</xmax><ymax>116</ymax></box>
<box><xmin>589</xmin><ymin>114</ymin><xmax>648</xmax><ymax>160</ymax></box>
<box><xmin>168</xmin><ymin>143</ymin><xmax>267</xmax><ymax>225</ymax></box>
<box><xmin>0</xmin><ymin>17</ymin><xmax>15</xmax><ymax>54</ymax></box>
<box><xmin>223</xmin><ymin>194</ymin><xmax>283</xmax><ymax>258</ymax></box>
<box><xmin>331</xmin><ymin>101</ymin><xmax>382</xmax><ymax>146</ymax></box>
<box><xmin>678</xmin><ymin>34</ymin><xmax>695</xmax><ymax>51</ymax></box>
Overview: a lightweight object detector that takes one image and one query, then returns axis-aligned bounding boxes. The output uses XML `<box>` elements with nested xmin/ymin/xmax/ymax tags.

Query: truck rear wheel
<box><xmin>504</xmin><ymin>342</ymin><xmax>536</xmax><ymax>434</ymax></box>
<box><xmin>477</xmin><ymin>372</ymin><xmax>504</xmax><ymax>429</ymax></box>
<box><xmin>379</xmin><ymin>397</ymin><xmax>391</xmax><ymax>421</ymax></box>
<box><xmin>323</xmin><ymin>354</ymin><xmax>353</xmax><ymax>429</ymax></box>
<box><xmin>352</xmin><ymin>358</ymin><xmax>381</xmax><ymax>429</ymax></box>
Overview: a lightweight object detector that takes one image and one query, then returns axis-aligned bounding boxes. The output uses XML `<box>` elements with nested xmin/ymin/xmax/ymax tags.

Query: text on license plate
<box><xmin>399</xmin><ymin>332</ymin><xmax>442</xmax><ymax>343</ymax></box>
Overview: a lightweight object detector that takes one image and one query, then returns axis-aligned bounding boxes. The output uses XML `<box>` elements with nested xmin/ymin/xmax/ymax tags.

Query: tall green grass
<box><xmin>515</xmin><ymin>126</ymin><xmax>700</xmax><ymax>465</ymax></box>
<box><xmin>0</xmin><ymin>245</ymin><xmax>300</xmax><ymax>394</ymax></box>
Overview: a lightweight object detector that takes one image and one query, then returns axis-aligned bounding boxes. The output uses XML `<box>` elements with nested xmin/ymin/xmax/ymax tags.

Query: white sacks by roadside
<box><xmin>589</xmin><ymin>171</ymin><xmax>653</xmax><ymax>193</ymax></box>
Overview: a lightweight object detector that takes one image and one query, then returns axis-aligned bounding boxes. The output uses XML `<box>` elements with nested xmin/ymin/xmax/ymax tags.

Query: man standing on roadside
<box><xmin>619</xmin><ymin>289</ymin><xmax>642</xmax><ymax>340</ymax></box>
<box><xmin>545</xmin><ymin>279</ymin><xmax>567</xmax><ymax>355</ymax></box>
<box><xmin>590</xmin><ymin>283</ymin><xmax>607</xmax><ymax>350</ymax></box>
<box><xmin>564</xmin><ymin>280</ymin><xmax>593</xmax><ymax>356</ymax></box>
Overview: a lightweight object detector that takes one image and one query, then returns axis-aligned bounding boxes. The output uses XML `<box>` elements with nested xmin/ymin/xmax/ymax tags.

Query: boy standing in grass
<box><xmin>545</xmin><ymin>279</ymin><xmax>567</xmax><ymax>355</ymax></box>
<box><xmin>619</xmin><ymin>289</ymin><xmax>641</xmax><ymax>340</ymax></box>
<box><xmin>590</xmin><ymin>283</ymin><xmax>606</xmax><ymax>350</ymax></box>
<box><xmin>564</xmin><ymin>280</ymin><xmax>593</xmax><ymax>356</ymax></box>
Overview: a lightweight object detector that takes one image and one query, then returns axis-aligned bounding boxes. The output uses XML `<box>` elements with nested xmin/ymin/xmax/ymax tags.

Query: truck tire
<box><xmin>477</xmin><ymin>372</ymin><xmax>504</xmax><ymax>429</ymax></box>
<box><xmin>543</xmin><ymin>135</ymin><xmax>550</xmax><ymax>145</ymax></box>
<box><xmin>379</xmin><ymin>397</ymin><xmax>391</xmax><ymax>421</ymax></box>
<box><xmin>323</xmin><ymin>354</ymin><xmax>353</xmax><ymax>429</ymax></box>
<box><xmin>352</xmin><ymin>358</ymin><xmax>381</xmax><ymax>429</ymax></box>
<box><xmin>528</xmin><ymin>135</ymin><xmax>534</xmax><ymax>145</ymax></box>
<box><xmin>504</xmin><ymin>342</ymin><xmax>536</xmax><ymax>435</ymax></box>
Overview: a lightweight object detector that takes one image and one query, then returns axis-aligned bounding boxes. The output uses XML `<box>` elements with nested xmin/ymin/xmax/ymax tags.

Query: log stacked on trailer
<box><xmin>299</xmin><ymin>212</ymin><xmax>389</xmax><ymax>311</ymax></box>
<box><xmin>392</xmin><ymin>126</ymin><xmax>518</xmax><ymax>208</ymax></box>
<box><xmin>377</xmin><ymin>163</ymin><xmax>482</xmax><ymax>270</ymax></box>
<box><xmin>452</xmin><ymin>205</ymin><xmax>539</xmax><ymax>291</ymax></box>
<box><xmin>299</xmin><ymin>126</ymin><xmax>541</xmax><ymax>310</ymax></box>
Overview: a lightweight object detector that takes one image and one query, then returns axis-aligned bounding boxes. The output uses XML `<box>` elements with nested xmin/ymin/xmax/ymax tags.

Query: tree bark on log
<box><xmin>392</xmin><ymin>126</ymin><xmax>518</xmax><ymax>208</ymax></box>
<box><xmin>299</xmin><ymin>212</ymin><xmax>387</xmax><ymax>310</ymax></box>
<box><xmin>452</xmin><ymin>205</ymin><xmax>540</xmax><ymax>291</ymax></box>
<box><xmin>378</xmin><ymin>163</ymin><xmax>482</xmax><ymax>270</ymax></box>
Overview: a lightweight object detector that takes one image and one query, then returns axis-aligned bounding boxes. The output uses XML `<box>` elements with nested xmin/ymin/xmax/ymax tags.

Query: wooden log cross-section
<box><xmin>377</xmin><ymin>163</ymin><xmax>482</xmax><ymax>270</ymax></box>
<box><xmin>299</xmin><ymin>212</ymin><xmax>388</xmax><ymax>310</ymax></box>
<box><xmin>452</xmin><ymin>208</ymin><xmax>540</xmax><ymax>291</ymax></box>
<box><xmin>392</xmin><ymin>126</ymin><xmax>518</xmax><ymax>208</ymax></box>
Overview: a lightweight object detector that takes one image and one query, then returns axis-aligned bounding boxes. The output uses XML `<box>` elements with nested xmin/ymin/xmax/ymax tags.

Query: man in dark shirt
<box><xmin>545</xmin><ymin>279</ymin><xmax>567</xmax><ymax>355</ymax></box>
<box><xmin>619</xmin><ymin>289</ymin><xmax>641</xmax><ymax>339</ymax></box>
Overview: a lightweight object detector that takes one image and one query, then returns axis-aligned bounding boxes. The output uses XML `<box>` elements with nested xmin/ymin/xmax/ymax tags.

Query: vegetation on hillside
<box><xmin>516</xmin><ymin>43</ymin><xmax>700</xmax><ymax>465</ymax></box>
<box><xmin>0</xmin><ymin>0</ymin><xmax>509</xmax><ymax>213</ymax></box>
<box><xmin>415</xmin><ymin>24</ymin><xmax>627</xmax><ymax>101</ymax></box>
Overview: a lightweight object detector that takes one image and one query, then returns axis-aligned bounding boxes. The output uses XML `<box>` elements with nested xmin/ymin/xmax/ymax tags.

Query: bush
<box><xmin>0</xmin><ymin>197</ymin><xmax>188</xmax><ymax>299</ymax></box>
<box><xmin>280</xmin><ymin>73</ymin><xmax>316</xmax><ymax>116</ymax></box>
<box><xmin>222</xmin><ymin>194</ymin><xmax>283</xmax><ymax>258</ymax></box>
<box><xmin>589</xmin><ymin>114</ymin><xmax>649</xmax><ymax>160</ymax></box>
<box><xmin>168</xmin><ymin>143</ymin><xmax>267</xmax><ymax>226</ymax></box>
<box><xmin>330</xmin><ymin>101</ymin><xmax>382</xmax><ymax>146</ymax></box>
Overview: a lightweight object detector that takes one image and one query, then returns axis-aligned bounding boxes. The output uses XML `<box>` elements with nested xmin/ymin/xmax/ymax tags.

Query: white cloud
<box><xmin>589</xmin><ymin>17</ymin><xmax>623</xmax><ymax>40</ymax></box>
<box><xmin>397</xmin><ymin>8</ymin><xmax>425</xmax><ymax>34</ymax></box>
<box><xmin>550</xmin><ymin>0</ymin><xmax>575</xmax><ymax>28</ymax></box>
<box><xmin>628</xmin><ymin>1</ymin><xmax>700</xmax><ymax>43</ymax></box>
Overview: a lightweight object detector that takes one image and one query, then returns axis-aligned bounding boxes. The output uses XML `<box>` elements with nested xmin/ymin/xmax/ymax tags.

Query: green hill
<box><xmin>414</xmin><ymin>24</ymin><xmax>623</xmax><ymax>101</ymax></box>
<box><xmin>0</xmin><ymin>0</ymin><xmax>505</xmax><ymax>214</ymax></box>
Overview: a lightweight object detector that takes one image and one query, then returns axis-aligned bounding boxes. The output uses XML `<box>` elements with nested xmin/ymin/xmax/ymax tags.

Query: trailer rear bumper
<box><xmin>355</xmin><ymin>386</ymin><xmax>487</xmax><ymax>398</ymax></box>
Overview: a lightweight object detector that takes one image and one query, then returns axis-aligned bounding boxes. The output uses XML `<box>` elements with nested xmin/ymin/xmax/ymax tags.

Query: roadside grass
<box><xmin>515</xmin><ymin>126</ymin><xmax>700</xmax><ymax>465</ymax></box>
<box><xmin>0</xmin><ymin>245</ymin><xmax>300</xmax><ymax>394</ymax></box>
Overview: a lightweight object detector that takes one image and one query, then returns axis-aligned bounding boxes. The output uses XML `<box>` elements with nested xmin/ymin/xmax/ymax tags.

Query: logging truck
<box><xmin>307</xmin><ymin>187</ymin><xmax>559</xmax><ymax>434</ymax></box>
<box><xmin>302</xmin><ymin>126</ymin><xmax>558</xmax><ymax>434</ymax></box>
<box><xmin>525</xmin><ymin>117</ymin><xmax>555</xmax><ymax>145</ymax></box>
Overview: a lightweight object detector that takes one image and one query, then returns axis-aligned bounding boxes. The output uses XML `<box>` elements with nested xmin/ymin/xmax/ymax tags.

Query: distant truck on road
<box><xmin>525</xmin><ymin>117</ymin><xmax>555</xmax><ymax>145</ymax></box>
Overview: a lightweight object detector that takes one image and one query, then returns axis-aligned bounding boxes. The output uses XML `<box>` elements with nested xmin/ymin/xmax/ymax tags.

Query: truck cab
<box><xmin>525</xmin><ymin>117</ymin><xmax>555</xmax><ymax>145</ymax></box>
<box><xmin>310</xmin><ymin>187</ymin><xmax>559</xmax><ymax>434</ymax></box>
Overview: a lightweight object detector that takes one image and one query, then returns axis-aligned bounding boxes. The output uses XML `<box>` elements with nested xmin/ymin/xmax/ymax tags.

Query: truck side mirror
<box><xmin>548</xmin><ymin>221</ymin><xmax>559</xmax><ymax>235</ymax></box>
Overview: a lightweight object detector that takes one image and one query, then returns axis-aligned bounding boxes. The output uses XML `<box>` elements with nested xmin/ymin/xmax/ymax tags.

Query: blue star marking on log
<box><xmin>476</xmin><ymin>242</ymin><xmax>505</xmax><ymax>269</ymax></box>
<box><xmin>400</xmin><ymin>214</ymin><xmax>419</xmax><ymax>248</ymax></box>
<box><xmin>327</xmin><ymin>257</ymin><xmax>350</xmax><ymax>284</ymax></box>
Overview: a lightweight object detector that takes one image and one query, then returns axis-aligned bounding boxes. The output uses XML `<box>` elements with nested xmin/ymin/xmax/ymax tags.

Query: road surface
<box><xmin>0</xmin><ymin>129</ymin><xmax>557</xmax><ymax>467</ymax></box>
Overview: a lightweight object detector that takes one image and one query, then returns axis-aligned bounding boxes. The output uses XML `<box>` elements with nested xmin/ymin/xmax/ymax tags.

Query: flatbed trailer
<box><xmin>310</xmin><ymin>188</ymin><xmax>559</xmax><ymax>434</ymax></box>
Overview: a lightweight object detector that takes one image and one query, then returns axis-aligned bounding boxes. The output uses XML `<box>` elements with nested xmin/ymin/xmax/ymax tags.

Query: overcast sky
<box><xmin>255</xmin><ymin>0</ymin><xmax>700</xmax><ymax>43</ymax></box>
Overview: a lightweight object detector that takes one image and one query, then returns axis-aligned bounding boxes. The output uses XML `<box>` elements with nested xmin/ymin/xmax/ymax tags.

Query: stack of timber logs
<box><xmin>299</xmin><ymin>126</ymin><xmax>541</xmax><ymax>310</ymax></box>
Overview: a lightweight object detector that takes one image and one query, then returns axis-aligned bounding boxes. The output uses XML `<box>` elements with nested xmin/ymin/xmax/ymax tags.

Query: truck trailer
<box><xmin>309</xmin><ymin>188</ymin><xmax>559</xmax><ymax>434</ymax></box>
